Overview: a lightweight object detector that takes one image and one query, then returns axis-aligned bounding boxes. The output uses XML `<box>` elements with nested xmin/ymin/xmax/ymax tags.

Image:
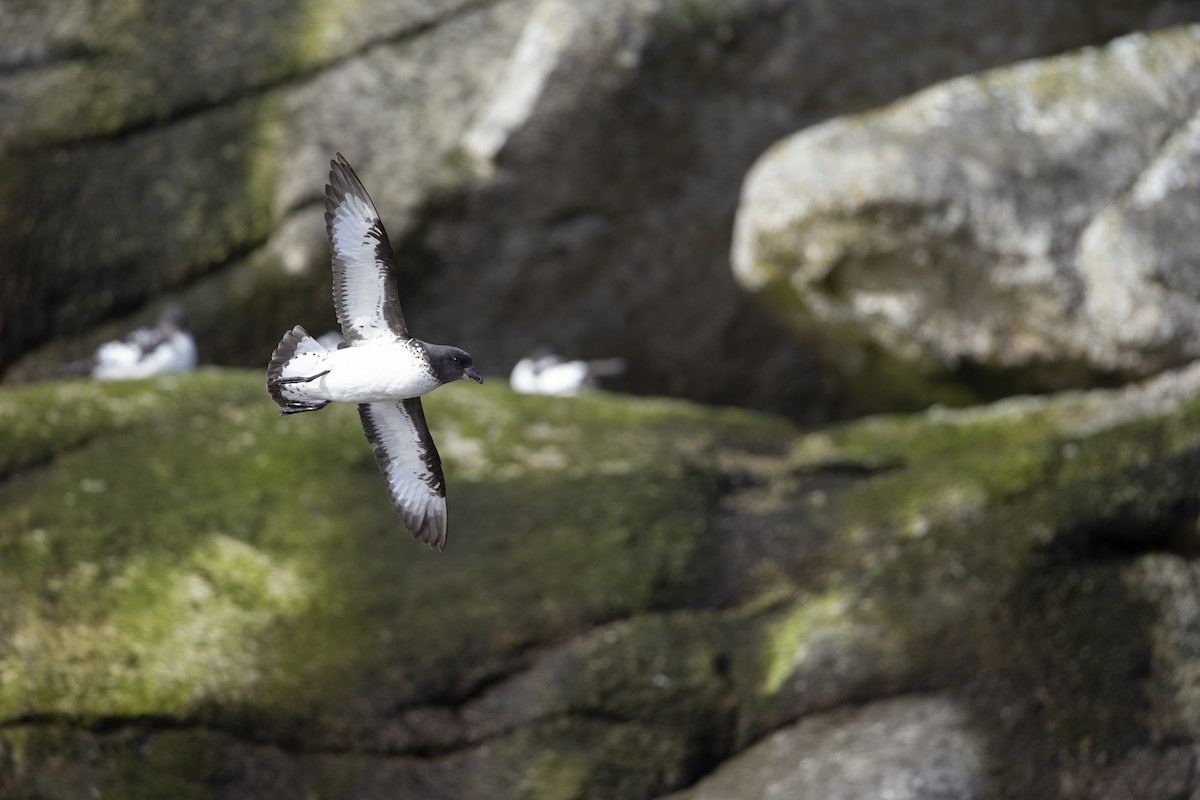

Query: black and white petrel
<box><xmin>509</xmin><ymin>349</ymin><xmax>625</xmax><ymax>397</ymax></box>
<box><xmin>266</xmin><ymin>153</ymin><xmax>482</xmax><ymax>551</ymax></box>
<box><xmin>64</xmin><ymin>303</ymin><xmax>197</xmax><ymax>381</ymax></box>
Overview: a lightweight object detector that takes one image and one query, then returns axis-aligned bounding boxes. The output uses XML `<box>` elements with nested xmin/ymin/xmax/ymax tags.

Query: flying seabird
<box><xmin>509</xmin><ymin>349</ymin><xmax>625</xmax><ymax>397</ymax></box>
<box><xmin>65</xmin><ymin>303</ymin><xmax>198</xmax><ymax>381</ymax></box>
<box><xmin>266</xmin><ymin>153</ymin><xmax>482</xmax><ymax>550</ymax></box>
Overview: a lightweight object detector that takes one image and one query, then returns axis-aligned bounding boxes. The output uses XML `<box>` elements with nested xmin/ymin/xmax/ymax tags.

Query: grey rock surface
<box><xmin>1080</xmin><ymin>111</ymin><xmax>1200</xmax><ymax>372</ymax></box>
<box><xmin>666</xmin><ymin>696</ymin><xmax>984</xmax><ymax>800</ymax></box>
<box><xmin>733</xmin><ymin>25</ymin><xmax>1200</xmax><ymax>410</ymax></box>
<box><xmin>0</xmin><ymin>0</ymin><xmax>477</xmax><ymax>151</ymax></box>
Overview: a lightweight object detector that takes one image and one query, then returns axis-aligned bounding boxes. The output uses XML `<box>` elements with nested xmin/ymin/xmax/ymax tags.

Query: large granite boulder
<box><xmin>5</xmin><ymin>364</ymin><xmax>1200</xmax><ymax>797</ymax></box>
<box><xmin>733</xmin><ymin>24</ymin><xmax>1200</xmax><ymax>411</ymax></box>
<box><xmin>666</xmin><ymin>695</ymin><xmax>985</xmax><ymax>800</ymax></box>
<box><xmin>5</xmin><ymin>1</ymin><xmax>1200</xmax><ymax>419</ymax></box>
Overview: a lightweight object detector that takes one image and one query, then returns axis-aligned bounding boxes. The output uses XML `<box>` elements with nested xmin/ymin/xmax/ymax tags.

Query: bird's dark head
<box><xmin>158</xmin><ymin>303</ymin><xmax>190</xmax><ymax>334</ymax></box>
<box><xmin>427</xmin><ymin>344</ymin><xmax>483</xmax><ymax>385</ymax></box>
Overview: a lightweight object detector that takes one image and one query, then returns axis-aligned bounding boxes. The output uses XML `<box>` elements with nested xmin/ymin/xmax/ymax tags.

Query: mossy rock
<box><xmin>6</xmin><ymin>369</ymin><xmax>1200</xmax><ymax>797</ymax></box>
<box><xmin>0</xmin><ymin>369</ymin><xmax>792</xmax><ymax>722</ymax></box>
<box><xmin>0</xmin><ymin>369</ymin><xmax>792</xmax><ymax>797</ymax></box>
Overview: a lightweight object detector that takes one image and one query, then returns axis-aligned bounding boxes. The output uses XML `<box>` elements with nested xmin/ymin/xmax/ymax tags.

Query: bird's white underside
<box><xmin>278</xmin><ymin>338</ymin><xmax>439</xmax><ymax>404</ymax></box>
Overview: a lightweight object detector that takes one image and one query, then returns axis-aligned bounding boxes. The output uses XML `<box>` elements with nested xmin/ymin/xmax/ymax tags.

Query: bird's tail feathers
<box><xmin>266</xmin><ymin>325</ymin><xmax>330</xmax><ymax>409</ymax></box>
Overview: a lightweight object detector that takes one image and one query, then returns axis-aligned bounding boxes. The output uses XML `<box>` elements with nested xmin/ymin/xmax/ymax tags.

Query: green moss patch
<box><xmin>0</xmin><ymin>369</ymin><xmax>790</xmax><ymax>743</ymax></box>
<box><xmin>8</xmin><ymin>368</ymin><xmax>1200</xmax><ymax>796</ymax></box>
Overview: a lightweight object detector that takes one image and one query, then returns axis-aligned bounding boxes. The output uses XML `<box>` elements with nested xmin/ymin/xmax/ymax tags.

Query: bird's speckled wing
<box><xmin>357</xmin><ymin>398</ymin><xmax>448</xmax><ymax>550</ymax></box>
<box><xmin>324</xmin><ymin>153</ymin><xmax>409</xmax><ymax>343</ymax></box>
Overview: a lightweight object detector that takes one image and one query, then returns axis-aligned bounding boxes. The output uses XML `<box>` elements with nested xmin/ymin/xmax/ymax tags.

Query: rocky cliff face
<box><xmin>9</xmin><ymin>3</ymin><xmax>1200</xmax><ymax>797</ymax></box>
<box><xmin>5</xmin><ymin>367</ymin><xmax>1200</xmax><ymax>798</ymax></box>
<box><xmin>5</xmin><ymin>0</ymin><xmax>1200</xmax><ymax>419</ymax></box>
<box><xmin>733</xmin><ymin>25</ymin><xmax>1200</xmax><ymax>411</ymax></box>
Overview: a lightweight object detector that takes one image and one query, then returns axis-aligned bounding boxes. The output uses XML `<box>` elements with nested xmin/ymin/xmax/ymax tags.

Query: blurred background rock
<box><xmin>6</xmin><ymin>0</ymin><xmax>1200</xmax><ymax>421</ymax></box>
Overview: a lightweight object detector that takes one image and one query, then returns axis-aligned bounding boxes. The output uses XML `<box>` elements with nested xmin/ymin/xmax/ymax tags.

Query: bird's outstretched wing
<box><xmin>357</xmin><ymin>398</ymin><xmax>448</xmax><ymax>550</ymax></box>
<box><xmin>324</xmin><ymin>153</ymin><xmax>409</xmax><ymax>343</ymax></box>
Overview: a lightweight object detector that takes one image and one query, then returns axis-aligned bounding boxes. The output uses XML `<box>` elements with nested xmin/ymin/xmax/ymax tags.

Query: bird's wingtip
<box><xmin>425</xmin><ymin>519</ymin><xmax>448</xmax><ymax>552</ymax></box>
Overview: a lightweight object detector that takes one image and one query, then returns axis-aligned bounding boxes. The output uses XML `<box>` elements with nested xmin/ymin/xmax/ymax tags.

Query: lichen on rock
<box><xmin>5</xmin><ymin>357</ymin><xmax>1200</xmax><ymax>796</ymax></box>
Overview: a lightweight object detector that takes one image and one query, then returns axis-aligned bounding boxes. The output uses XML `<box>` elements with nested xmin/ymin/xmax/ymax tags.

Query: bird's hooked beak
<box><xmin>466</xmin><ymin>366</ymin><xmax>484</xmax><ymax>384</ymax></box>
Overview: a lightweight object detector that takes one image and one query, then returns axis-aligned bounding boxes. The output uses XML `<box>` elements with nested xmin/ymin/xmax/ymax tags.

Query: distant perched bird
<box><xmin>266</xmin><ymin>153</ymin><xmax>482</xmax><ymax>551</ymax></box>
<box><xmin>509</xmin><ymin>349</ymin><xmax>625</xmax><ymax>397</ymax></box>
<box><xmin>66</xmin><ymin>303</ymin><xmax>198</xmax><ymax>381</ymax></box>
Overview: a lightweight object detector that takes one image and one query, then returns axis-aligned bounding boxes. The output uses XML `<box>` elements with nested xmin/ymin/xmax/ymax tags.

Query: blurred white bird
<box><xmin>509</xmin><ymin>349</ymin><xmax>625</xmax><ymax>396</ymax></box>
<box><xmin>71</xmin><ymin>304</ymin><xmax>198</xmax><ymax>381</ymax></box>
